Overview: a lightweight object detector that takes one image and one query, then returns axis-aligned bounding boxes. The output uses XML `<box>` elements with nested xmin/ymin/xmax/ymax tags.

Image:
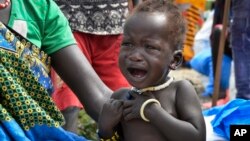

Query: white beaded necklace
<box><xmin>131</xmin><ymin>77</ymin><xmax>174</xmax><ymax>94</ymax></box>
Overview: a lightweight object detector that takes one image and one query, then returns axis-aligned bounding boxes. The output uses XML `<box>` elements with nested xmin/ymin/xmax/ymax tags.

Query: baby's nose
<box><xmin>128</xmin><ymin>50</ymin><xmax>144</xmax><ymax>62</ymax></box>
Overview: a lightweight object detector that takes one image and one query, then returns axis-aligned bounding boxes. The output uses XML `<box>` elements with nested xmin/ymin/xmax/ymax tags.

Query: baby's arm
<box><xmin>98</xmin><ymin>88</ymin><xmax>129</xmax><ymax>139</ymax></box>
<box><xmin>144</xmin><ymin>80</ymin><xmax>206</xmax><ymax>141</ymax></box>
<box><xmin>98</xmin><ymin>98</ymin><xmax>123</xmax><ymax>138</ymax></box>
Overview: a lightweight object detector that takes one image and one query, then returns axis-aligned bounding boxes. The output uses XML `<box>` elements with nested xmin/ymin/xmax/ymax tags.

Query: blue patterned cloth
<box><xmin>0</xmin><ymin>22</ymin><xmax>89</xmax><ymax>140</ymax></box>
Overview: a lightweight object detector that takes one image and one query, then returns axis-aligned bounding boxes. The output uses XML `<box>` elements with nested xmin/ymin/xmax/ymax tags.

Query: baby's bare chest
<box><xmin>155</xmin><ymin>89</ymin><xmax>178</xmax><ymax>117</ymax></box>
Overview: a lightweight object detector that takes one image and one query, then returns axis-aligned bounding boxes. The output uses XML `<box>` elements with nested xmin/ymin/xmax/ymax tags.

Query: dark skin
<box><xmin>98</xmin><ymin>12</ymin><xmax>206</xmax><ymax>141</ymax></box>
<box><xmin>51</xmin><ymin>46</ymin><xmax>112</xmax><ymax>121</ymax></box>
<box><xmin>0</xmin><ymin>0</ymin><xmax>112</xmax><ymax>121</ymax></box>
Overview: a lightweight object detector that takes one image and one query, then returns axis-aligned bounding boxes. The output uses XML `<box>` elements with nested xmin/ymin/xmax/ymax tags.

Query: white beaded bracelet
<box><xmin>140</xmin><ymin>99</ymin><xmax>161</xmax><ymax>122</ymax></box>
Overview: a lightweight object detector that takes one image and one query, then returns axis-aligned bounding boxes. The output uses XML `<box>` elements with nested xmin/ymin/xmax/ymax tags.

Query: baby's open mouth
<box><xmin>127</xmin><ymin>68</ymin><xmax>147</xmax><ymax>78</ymax></box>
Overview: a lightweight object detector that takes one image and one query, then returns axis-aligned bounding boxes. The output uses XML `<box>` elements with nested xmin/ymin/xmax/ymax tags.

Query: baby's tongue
<box><xmin>131</xmin><ymin>69</ymin><xmax>146</xmax><ymax>78</ymax></box>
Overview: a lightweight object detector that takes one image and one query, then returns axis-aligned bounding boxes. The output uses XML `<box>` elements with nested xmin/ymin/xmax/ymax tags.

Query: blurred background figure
<box><xmin>188</xmin><ymin>5</ymin><xmax>232</xmax><ymax>108</ymax></box>
<box><xmin>52</xmin><ymin>0</ymin><xmax>132</xmax><ymax>133</ymax></box>
<box><xmin>230</xmin><ymin>0</ymin><xmax>250</xmax><ymax>99</ymax></box>
<box><xmin>175</xmin><ymin>0</ymin><xmax>206</xmax><ymax>63</ymax></box>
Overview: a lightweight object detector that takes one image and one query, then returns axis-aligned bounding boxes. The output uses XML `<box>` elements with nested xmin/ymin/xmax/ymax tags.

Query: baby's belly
<box><xmin>122</xmin><ymin>120</ymin><xmax>166</xmax><ymax>141</ymax></box>
<box><xmin>123</xmin><ymin>134</ymin><xmax>166</xmax><ymax>141</ymax></box>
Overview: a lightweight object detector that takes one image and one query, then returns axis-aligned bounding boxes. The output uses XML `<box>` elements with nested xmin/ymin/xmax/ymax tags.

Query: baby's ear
<box><xmin>169</xmin><ymin>50</ymin><xmax>183</xmax><ymax>70</ymax></box>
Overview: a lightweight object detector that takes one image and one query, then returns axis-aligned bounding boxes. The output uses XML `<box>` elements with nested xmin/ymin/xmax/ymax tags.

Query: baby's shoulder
<box><xmin>171</xmin><ymin>79</ymin><xmax>193</xmax><ymax>89</ymax></box>
<box><xmin>171</xmin><ymin>79</ymin><xmax>194</xmax><ymax>89</ymax></box>
<box><xmin>170</xmin><ymin>79</ymin><xmax>196</xmax><ymax>96</ymax></box>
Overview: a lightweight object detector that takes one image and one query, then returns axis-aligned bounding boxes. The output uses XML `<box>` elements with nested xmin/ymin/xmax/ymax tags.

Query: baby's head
<box><xmin>119</xmin><ymin>0</ymin><xmax>186</xmax><ymax>89</ymax></box>
<box><xmin>133</xmin><ymin>0</ymin><xmax>186</xmax><ymax>50</ymax></box>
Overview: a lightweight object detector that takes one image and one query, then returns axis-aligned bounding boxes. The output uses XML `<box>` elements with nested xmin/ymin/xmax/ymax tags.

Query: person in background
<box><xmin>230</xmin><ymin>0</ymin><xmax>250</xmax><ymax>99</ymax></box>
<box><xmin>188</xmin><ymin>9</ymin><xmax>232</xmax><ymax>109</ymax></box>
<box><xmin>209</xmin><ymin>0</ymin><xmax>232</xmax><ymax>102</ymax></box>
<box><xmin>52</xmin><ymin>0</ymin><xmax>133</xmax><ymax>133</ymax></box>
<box><xmin>175</xmin><ymin>0</ymin><xmax>206</xmax><ymax>64</ymax></box>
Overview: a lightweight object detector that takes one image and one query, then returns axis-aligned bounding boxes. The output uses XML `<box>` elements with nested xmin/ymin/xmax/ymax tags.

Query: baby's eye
<box><xmin>145</xmin><ymin>44</ymin><xmax>159</xmax><ymax>50</ymax></box>
<box><xmin>121</xmin><ymin>42</ymin><xmax>133</xmax><ymax>48</ymax></box>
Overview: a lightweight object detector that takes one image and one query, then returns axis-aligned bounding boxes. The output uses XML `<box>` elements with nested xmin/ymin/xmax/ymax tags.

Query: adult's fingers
<box><xmin>123</xmin><ymin>99</ymin><xmax>134</xmax><ymax>108</ymax></box>
<box><xmin>129</xmin><ymin>90</ymin><xmax>139</xmax><ymax>98</ymax></box>
<box><xmin>112</xmin><ymin>100</ymin><xmax>123</xmax><ymax>108</ymax></box>
<box><xmin>109</xmin><ymin>98</ymin><xmax>115</xmax><ymax>103</ymax></box>
<box><xmin>123</xmin><ymin>106</ymin><xmax>132</xmax><ymax>117</ymax></box>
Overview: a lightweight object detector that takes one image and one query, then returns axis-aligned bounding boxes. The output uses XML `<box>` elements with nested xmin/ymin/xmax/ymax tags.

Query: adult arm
<box><xmin>50</xmin><ymin>45</ymin><xmax>112</xmax><ymax>121</ymax></box>
<box><xmin>145</xmin><ymin>80</ymin><xmax>206</xmax><ymax>141</ymax></box>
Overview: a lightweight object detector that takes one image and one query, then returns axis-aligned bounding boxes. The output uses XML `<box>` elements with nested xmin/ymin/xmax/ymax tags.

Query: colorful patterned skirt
<box><xmin>0</xmin><ymin>22</ymin><xmax>88</xmax><ymax>140</ymax></box>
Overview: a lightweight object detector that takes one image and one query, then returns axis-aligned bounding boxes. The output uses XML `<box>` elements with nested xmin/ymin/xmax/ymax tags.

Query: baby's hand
<box><xmin>123</xmin><ymin>91</ymin><xmax>155</xmax><ymax>121</ymax></box>
<box><xmin>98</xmin><ymin>99</ymin><xmax>123</xmax><ymax>137</ymax></box>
